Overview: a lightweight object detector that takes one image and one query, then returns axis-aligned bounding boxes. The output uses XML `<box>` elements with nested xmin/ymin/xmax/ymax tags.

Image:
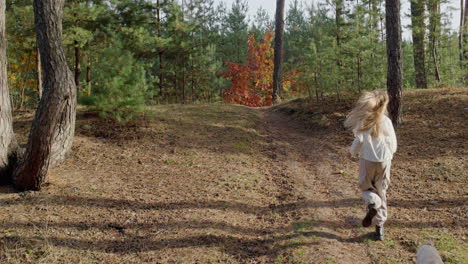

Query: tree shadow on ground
<box><xmin>0</xmin><ymin>194</ymin><xmax>464</xmax><ymax>261</ymax></box>
<box><xmin>1</xmin><ymin>194</ymin><xmax>464</xmax><ymax>212</ymax></box>
<box><xmin>1</xmin><ymin>225</ymin><xmax>320</xmax><ymax>260</ymax></box>
<box><xmin>0</xmin><ymin>216</ymin><xmax>456</xmax><ymax>260</ymax></box>
<box><xmin>0</xmin><ymin>186</ymin><xmax>16</xmax><ymax>194</ymax></box>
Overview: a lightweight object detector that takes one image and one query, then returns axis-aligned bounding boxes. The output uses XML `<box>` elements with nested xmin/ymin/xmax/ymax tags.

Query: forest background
<box><xmin>5</xmin><ymin>0</ymin><xmax>467</xmax><ymax>118</ymax></box>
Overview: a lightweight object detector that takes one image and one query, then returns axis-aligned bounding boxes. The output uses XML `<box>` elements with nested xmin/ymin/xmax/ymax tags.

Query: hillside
<box><xmin>0</xmin><ymin>88</ymin><xmax>466</xmax><ymax>264</ymax></box>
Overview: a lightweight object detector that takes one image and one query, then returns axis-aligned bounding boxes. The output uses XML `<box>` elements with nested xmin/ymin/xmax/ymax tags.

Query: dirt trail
<box><xmin>1</xmin><ymin>88</ymin><xmax>466</xmax><ymax>264</ymax></box>
<box><xmin>255</xmin><ymin>108</ymin><xmax>373</xmax><ymax>263</ymax></box>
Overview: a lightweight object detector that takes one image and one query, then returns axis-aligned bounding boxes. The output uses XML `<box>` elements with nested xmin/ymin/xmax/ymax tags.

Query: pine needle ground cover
<box><xmin>0</xmin><ymin>88</ymin><xmax>466</xmax><ymax>263</ymax></box>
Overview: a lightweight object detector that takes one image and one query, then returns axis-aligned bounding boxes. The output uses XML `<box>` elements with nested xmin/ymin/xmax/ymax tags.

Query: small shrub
<box><xmin>79</xmin><ymin>41</ymin><xmax>148</xmax><ymax>122</ymax></box>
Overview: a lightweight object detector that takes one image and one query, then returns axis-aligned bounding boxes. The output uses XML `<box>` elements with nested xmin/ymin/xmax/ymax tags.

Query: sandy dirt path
<box><xmin>2</xmin><ymin>89</ymin><xmax>466</xmax><ymax>264</ymax></box>
<box><xmin>254</xmin><ymin>108</ymin><xmax>374</xmax><ymax>263</ymax></box>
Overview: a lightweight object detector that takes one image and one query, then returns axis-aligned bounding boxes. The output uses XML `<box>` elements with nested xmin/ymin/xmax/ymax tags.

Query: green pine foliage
<box><xmin>79</xmin><ymin>43</ymin><xmax>148</xmax><ymax>122</ymax></box>
<box><xmin>4</xmin><ymin>0</ymin><xmax>466</xmax><ymax>113</ymax></box>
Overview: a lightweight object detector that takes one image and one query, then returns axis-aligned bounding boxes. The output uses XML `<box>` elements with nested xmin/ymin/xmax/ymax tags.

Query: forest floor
<box><xmin>0</xmin><ymin>88</ymin><xmax>466</xmax><ymax>264</ymax></box>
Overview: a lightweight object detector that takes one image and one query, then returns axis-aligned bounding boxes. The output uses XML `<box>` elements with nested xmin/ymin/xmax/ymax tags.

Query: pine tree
<box><xmin>221</xmin><ymin>0</ymin><xmax>249</xmax><ymax>64</ymax></box>
<box><xmin>63</xmin><ymin>0</ymin><xmax>102</xmax><ymax>92</ymax></box>
<box><xmin>13</xmin><ymin>0</ymin><xmax>77</xmax><ymax>190</ymax></box>
<box><xmin>272</xmin><ymin>0</ymin><xmax>285</xmax><ymax>104</ymax></box>
<box><xmin>427</xmin><ymin>0</ymin><xmax>441</xmax><ymax>83</ymax></box>
<box><xmin>81</xmin><ymin>42</ymin><xmax>148</xmax><ymax>121</ymax></box>
<box><xmin>0</xmin><ymin>0</ymin><xmax>20</xmax><ymax>183</ymax></box>
<box><xmin>410</xmin><ymin>0</ymin><xmax>428</xmax><ymax>88</ymax></box>
<box><xmin>386</xmin><ymin>0</ymin><xmax>403</xmax><ymax>125</ymax></box>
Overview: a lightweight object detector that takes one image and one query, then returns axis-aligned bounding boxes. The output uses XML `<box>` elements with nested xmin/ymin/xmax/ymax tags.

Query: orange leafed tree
<box><xmin>223</xmin><ymin>32</ymin><xmax>301</xmax><ymax>106</ymax></box>
<box><xmin>223</xmin><ymin>32</ymin><xmax>275</xmax><ymax>107</ymax></box>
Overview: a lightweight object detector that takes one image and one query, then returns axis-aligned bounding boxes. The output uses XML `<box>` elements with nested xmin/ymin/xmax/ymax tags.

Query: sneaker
<box><xmin>375</xmin><ymin>225</ymin><xmax>384</xmax><ymax>241</ymax></box>
<box><xmin>362</xmin><ymin>204</ymin><xmax>377</xmax><ymax>227</ymax></box>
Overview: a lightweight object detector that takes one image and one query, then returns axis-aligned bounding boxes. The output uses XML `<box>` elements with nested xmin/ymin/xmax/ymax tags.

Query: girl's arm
<box><xmin>349</xmin><ymin>134</ymin><xmax>363</xmax><ymax>157</ymax></box>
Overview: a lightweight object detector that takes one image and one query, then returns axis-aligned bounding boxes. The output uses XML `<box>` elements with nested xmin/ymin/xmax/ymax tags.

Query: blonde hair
<box><xmin>344</xmin><ymin>89</ymin><xmax>389</xmax><ymax>137</ymax></box>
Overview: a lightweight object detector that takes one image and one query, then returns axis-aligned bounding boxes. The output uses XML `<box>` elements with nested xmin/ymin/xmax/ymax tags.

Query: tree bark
<box><xmin>157</xmin><ymin>0</ymin><xmax>164</xmax><ymax>98</ymax></box>
<box><xmin>86</xmin><ymin>53</ymin><xmax>91</xmax><ymax>95</ymax></box>
<box><xmin>74</xmin><ymin>40</ymin><xmax>81</xmax><ymax>90</ymax></box>
<box><xmin>182</xmin><ymin>66</ymin><xmax>186</xmax><ymax>104</ymax></box>
<box><xmin>410</xmin><ymin>0</ymin><xmax>428</xmax><ymax>88</ymax></box>
<box><xmin>464</xmin><ymin>0</ymin><xmax>468</xmax><ymax>83</ymax></box>
<box><xmin>0</xmin><ymin>0</ymin><xmax>20</xmax><ymax>184</ymax></box>
<box><xmin>427</xmin><ymin>0</ymin><xmax>441</xmax><ymax>83</ymax></box>
<box><xmin>272</xmin><ymin>0</ymin><xmax>285</xmax><ymax>104</ymax></box>
<box><xmin>13</xmin><ymin>0</ymin><xmax>76</xmax><ymax>191</ymax></box>
<box><xmin>386</xmin><ymin>0</ymin><xmax>403</xmax><ymax>126</ymax></box>
<box><xmin>37</xmin><ymin>47</ymin><xmax>43</xmax><ymax>98</ymax></box>
<box><xmin>463</xmin><ymin>0</ymin><xmax>468</xmax><ymax>61</ymax></box>
<box><xmin>460</xmin><ymin>0</ymin><xmax>465</xmax><ymax>62</ymax></box>
<box><xmin>335</xmin><ymin>0</ymin><xmax>344</xmax><ymax>96</ymax></box>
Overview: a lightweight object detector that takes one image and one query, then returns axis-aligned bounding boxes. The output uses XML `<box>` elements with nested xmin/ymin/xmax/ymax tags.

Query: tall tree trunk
<box><xmin>157</xmin><ymin>0</ymin><xmax>164</xmax><ymax>98</ymax></box>
<box><xmin>37</xmin><ymin>47</ymin><xmax>43</xmax><ymax>98</ymax></box>
<box><xmin>463</xmin><ymin>0</ymin><xmax>468</xmax><ymax>60</ymax></box>
<box><xmin>0</xmin><ymin>0</ymin><xmax>20</xmax><ymax>184</ymax></box>
<box><xmin>357</xmin><ymin>56</ymin><xmax>362</xmax><ymax>93</ymax></box>
<box><xmin>460</xmin><ymin>0</ymin><xmax>465</xmax><ymax>62</ymax></box>
<box><xmin>182</xmin><ymin>62</ymin><xmax>186</xmax><ymax>104</ymax></box>
<box><xmin>272</xmin><ymin>0</ymin><xmax>285</xmax><ymax>104</ymax></box>
<box><xmin>427</xmin><ymin>0</ymin><xmax>441</xmax><ymax>83</ymax></box>
<box><xmin>335</xmin><ymin>0</ymin><xmax>344</xmax><ymax>96</ymax></box>
<box><xmin>174</xmin><ymin>72</ymin><xmax>177</xmax><ymax>104</ymax></box>
<box><xmin>13</xmin><ymin>0</ymin><xmax>77</xmax><ymax>191</ymax></box>
<box><xmin>158</xmin><ymin>52</ymin><xmax>163</xmax><ymax>98</ymax></box>
<box><xmin>464</xmin><ymin>0</ymin><xmax>468</xmax><ymax>83</ymax></box>
<box><xmin>86</xmin><ymin>53</ymin><xmax>91</xmax><ymax>95</ymax></box>
<box><xmin>386</xmin><ymin>0</ymin><xmax>403</xmax><ymax>126</ymax></box>
<box><xmin>191</xmin><ymin>63</ymin><xmax>194</xmax><ymax>103</ymax></box>
<box><xmin>74</xmin><ymin>40</ymin><xmax>81</xmax><ymax>90</ymax></box>
<box><xmin>410</xmin><ymin>0</ymin><xmax>428</xmax><ymax>88</ymax></box>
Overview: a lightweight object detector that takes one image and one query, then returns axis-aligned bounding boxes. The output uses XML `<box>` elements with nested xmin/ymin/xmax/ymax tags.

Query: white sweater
<box><xmin>349</xmin><ymin>115</ymin><xmax>397</xmax><ymax>162</ymax></box>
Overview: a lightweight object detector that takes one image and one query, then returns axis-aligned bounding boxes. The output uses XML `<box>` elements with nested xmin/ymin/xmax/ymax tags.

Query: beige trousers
<box><xmin>358</xmin><ymin>159</ymin><xmax>391</xmax><ymax>226</ymax></box>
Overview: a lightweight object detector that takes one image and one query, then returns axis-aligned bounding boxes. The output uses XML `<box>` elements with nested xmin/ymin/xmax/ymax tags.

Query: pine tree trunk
<box><xmin>174</xmin><ymin>72</ymin><xmax>177</xmax><ymax>104</ymax></box>
<box><xmin>0</xmin><ymin>0</ymin><xmax>20</xmax><ymax>183</ymax></box>
<box><xmin>386</xmin><ymin>0</ymin><xmax>403</xmax><ymax>126</ymax></box>
<box><xmin>428</xmin><ymin>0</ymin><xmax>441</xmax><ymax>83</ymax></box>
<box><xmin>157</xmin><ymin>0</ymin><xmax>164</xmax><ymax>98</ymax></box>
<box><xmin>159</xmin><ymin>52</ymin><xmax>163</xmax><ymax>98</ymax></box>
<box><xmin>410</xmin><ymin>0</ymin><xmax>428</xmax><ymax>88</ymax></box>
<box><xmin>37</xmin><ymin>47</ymin><xmax>43</xmax><ymax>98</ymax></box>
<box><xmin>74</xmin><ymin>40</ymin><xmax>81</xmax><ymax>90</ymax></box>
<box><xmin>460</xmin><ymin>0</ymin><xmax>465</xmax><ymax>62</ymax></box>
<box><xmin>463</xmin><ymin>0</ymin><xmax>468</xmax><ymax>61</ymax></box>
<box><xmin>357</xmin><ymin>56</ymin><xmax>362</xmax><ymax>93</ymax></box>
<box><xmin>464</xmin><ymin>0</ymin><xmax>468</xmax><ymax>83</ymax></box>
<box><xmin>272</xmin><ymin>0</ymin><xmax>285</xmax><ymax>104</ymax></box>
<box><xmin>335</xmin><ymin>0</ymin><xmax>343</xmax><ymax>96</ymax></box>
<box><xmin>182</xmin><ymin>63</ymin><xmax>186</xmax><ymax>104</ymax></box>
<box><xmin>86</xmin><ymin>54</ymin><xmax>91</xmax><ymax>95</ymax></box>
<box><xmin>13</xmin><ymin>0</ymin><xmax>76</xmax><ymax>191</ymax></box>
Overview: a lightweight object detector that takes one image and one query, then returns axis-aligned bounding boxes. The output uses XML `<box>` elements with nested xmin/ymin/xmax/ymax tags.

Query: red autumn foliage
<box><xmin>222</xmin><ymin>32</ymin><xmax>274</xmax><ymax>107</ymax></box>
<box><xmin>223</xmin><ymin>32</ymin><xmax>301</xmax><ymax>107</ymax></box>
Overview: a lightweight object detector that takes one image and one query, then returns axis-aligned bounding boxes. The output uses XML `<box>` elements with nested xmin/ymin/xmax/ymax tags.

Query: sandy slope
<box><xmin>0</xmin><ymin>88</ymin><xmax>466</xmax><ymax>263</ymax></box>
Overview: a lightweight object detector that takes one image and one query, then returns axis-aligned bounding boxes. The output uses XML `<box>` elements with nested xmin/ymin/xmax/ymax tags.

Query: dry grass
<box><xmin>0</xmin><ymin>88</ymin><xmax>466</xmax><ymax>263</ymax></box>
